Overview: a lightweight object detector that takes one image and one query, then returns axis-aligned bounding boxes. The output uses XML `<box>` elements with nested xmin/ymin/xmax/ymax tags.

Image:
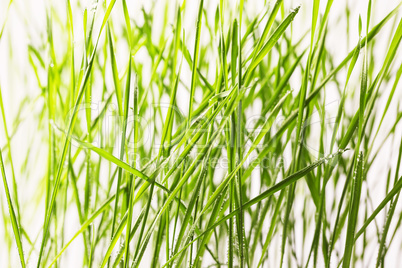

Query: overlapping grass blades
<box><xmin>0</xmin><ymin>0</ymin><xmax>402</xmax><ymax>267</ymax></box>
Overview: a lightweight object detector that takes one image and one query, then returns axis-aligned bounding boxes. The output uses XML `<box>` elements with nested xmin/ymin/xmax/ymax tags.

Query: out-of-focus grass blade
<box><xmin>47</xmin><ymin>184</ymin><xmax>127</xmax><ymax>268</ymax></box>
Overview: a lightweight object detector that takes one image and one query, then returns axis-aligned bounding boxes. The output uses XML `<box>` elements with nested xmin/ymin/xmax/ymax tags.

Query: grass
<box><xmin>0</xmin><ymin>0</ymin><xmax>402</xmax><ymax>267</ymax></box>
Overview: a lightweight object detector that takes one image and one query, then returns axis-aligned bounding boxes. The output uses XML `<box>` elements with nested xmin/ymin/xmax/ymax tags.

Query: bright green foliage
<box><xmin>0</xmin><ymin>0</ymin><xmax>402</xmax><ymax>267</ymax></box>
